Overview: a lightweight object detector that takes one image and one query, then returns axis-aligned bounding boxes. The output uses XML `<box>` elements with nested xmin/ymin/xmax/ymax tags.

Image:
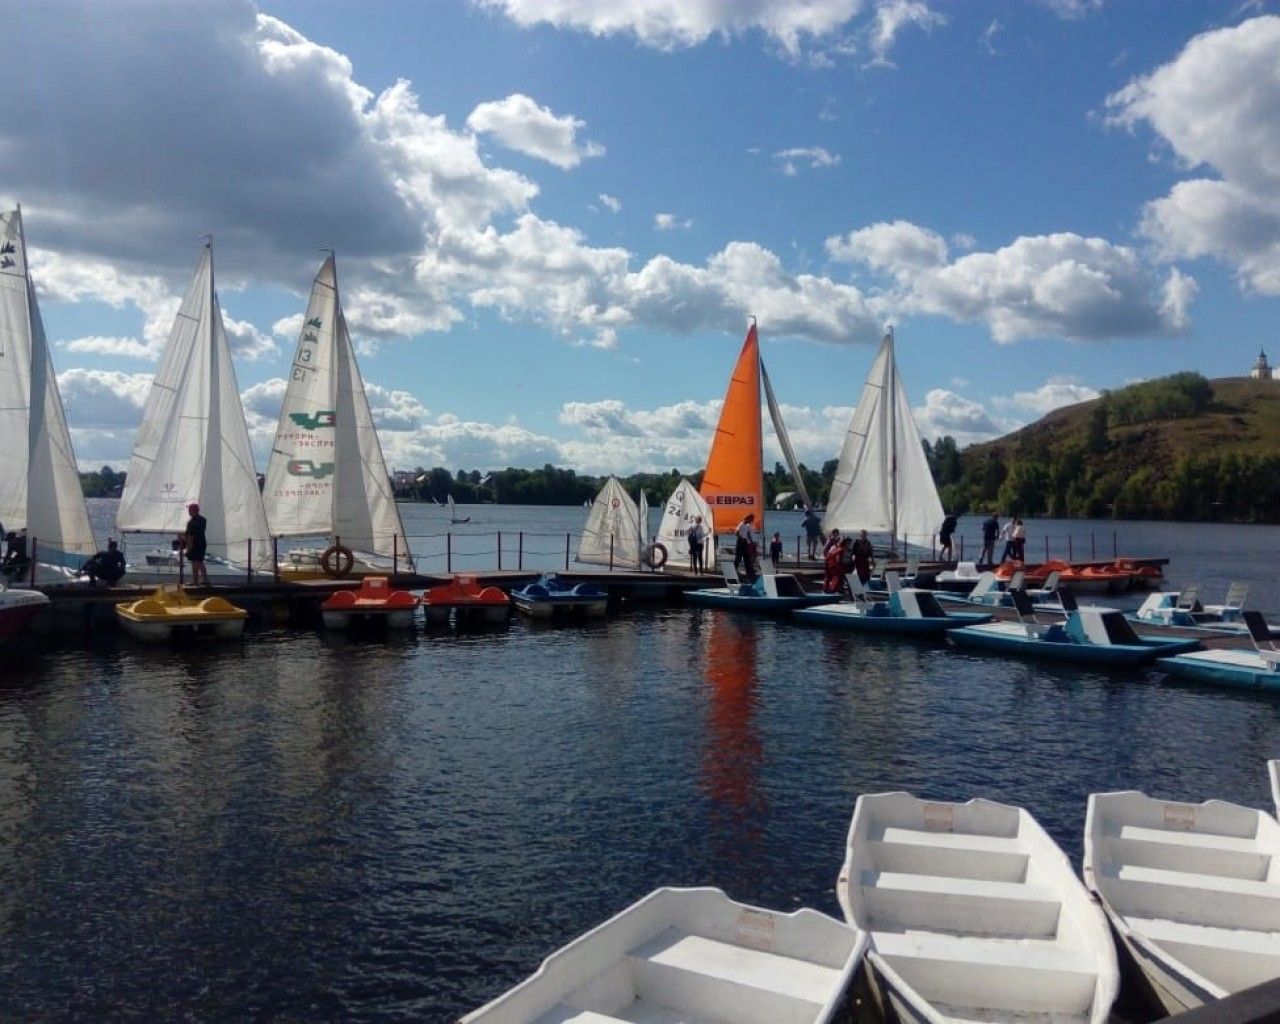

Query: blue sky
<box><xmin>5</xmin><ymin>1</ymin><xmax>1279</xmax><ymax>475</ymax></box>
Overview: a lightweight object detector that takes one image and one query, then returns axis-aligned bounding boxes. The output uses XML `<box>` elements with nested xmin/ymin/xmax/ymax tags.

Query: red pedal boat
<box><xmin>320</xmin><ymin>576</ymin><xmax>417</xmax><ymax>630</ymax></box>
<box><xmin>422</xmin><ymin>574</ymin><xmax>511</xmax><ymax>625</ymax></box>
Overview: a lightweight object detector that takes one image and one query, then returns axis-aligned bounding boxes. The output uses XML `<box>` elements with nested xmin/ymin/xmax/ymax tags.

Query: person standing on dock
<box><xmin>802</xmin><ymin>508</ymin><xmax>823</xmax><ymax>559</ymax></box>
<box><xmin>999</xmin><ymin>516</ymin><xmax>1017</xmax><ymax>563</ymax></box>
<box><xmin>1011</xmin><ymin>517</ymin><xmax>1026</xmax><ymax>561</ymax></box>
<box><xmin>851</xmin><ymin>529</ymin><xmax>874</xmax><ymax>586</ymax></box>
<box><xmin>734</xmin><ymin>513</ymin><xmax>757</xmax><ymax>582</ymax></box>
<box><xmin>185</xmin><ymin>503</ymin><xmax>210</xmax><ymax>586</ymax></box>
<box><xmin>980</xmin><ymin>513</ymin><xmax>999</xmax><ymax>567</ymax></box>
<box><xmin>769</xmin><ymin>532</ymin><xmax>783</xmax><ymax>571</ymax></box>
<box><xmin>938</xmin><ymin>512</ymin><xmax>958</xmax><ymax>560</ymax></box>
<box><xmin>686</xmin><ymin>516</ymin><xmax>707</xmax><ymax>575</ymax></box>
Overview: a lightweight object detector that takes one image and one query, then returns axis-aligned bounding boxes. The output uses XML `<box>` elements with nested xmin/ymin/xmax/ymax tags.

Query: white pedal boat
<box><xmin>1083</xmin><ymin>782</ymin><xmax>1280</xmax><ymax>1014</ymax></box>
<box><xmin>837</xmin><ymin>792</ymin><xmax>1118</xmax><ymax>1024</ymax></box>
<box><xmin>459</xmin><ymin>886</ymin><xmax>867</xmax><ymax>1024</ymax></box>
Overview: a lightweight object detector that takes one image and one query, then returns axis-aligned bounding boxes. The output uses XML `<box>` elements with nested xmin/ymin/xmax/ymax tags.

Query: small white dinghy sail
<box><xmin>459</xmin><ymin>886</ymin><xmax>867</xmax><ymax>1024</ymax></box>
<box><xmin>1083</xmin><ymin>786</ymin><xmax>1280</xmax><ymax>1014</ymax></box>
<box><xmin>656</xmin><ymin>478</ymin><xmax>714</xmax><ymax>569</ymax></box>
<box><xmin>263</xmin><ymin>254</ymin><xmax>412</xmax><ymax>569</ymax></box>
<box><xmin>116</xmin><ymin>241</ymin><xmax>272</xmax><ymax>571</ymax></box>
<box><xmin>838</xmin><ymin>791</ymin><xmax>1118</xmax><ymax>1024</ymax></box>
<box><xmin>0</xmin><ymin>210</ymin><xmax>96</xmax><ymax>576</ymax></box>
<box><xmin>577</xmin><ymin>476</ymin><xmax>641</xmax><ymax>568</ymax></box>
<box><xmin>823</xmin><ymin>330</ymin><xmax>944</xmax><ymax>548</ymax></box>
<box><xmin>447</xmin><ymin>494</ymin><xmax>469</xmax><ymax>524</ymax></box>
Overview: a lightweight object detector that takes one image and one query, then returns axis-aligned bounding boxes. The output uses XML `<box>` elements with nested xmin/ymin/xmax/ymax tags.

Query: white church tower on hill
<box><xmin>1250</xmin><ymin>349</ymin><xmax>1277</xmax><ymax>380</ymax></box>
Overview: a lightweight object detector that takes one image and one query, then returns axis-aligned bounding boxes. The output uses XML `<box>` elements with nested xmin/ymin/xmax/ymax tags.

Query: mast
<box><xmin>888</xmin><ymin>326</ymin><xmax>898</xmax><ymax>548</ymax></box>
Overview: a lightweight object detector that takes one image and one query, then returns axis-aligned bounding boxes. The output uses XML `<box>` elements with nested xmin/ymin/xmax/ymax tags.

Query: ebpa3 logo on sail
<box><xmin>709</xmin><ymin>494</ymin><xmax>756</xmax><ymax>506</ymax></box>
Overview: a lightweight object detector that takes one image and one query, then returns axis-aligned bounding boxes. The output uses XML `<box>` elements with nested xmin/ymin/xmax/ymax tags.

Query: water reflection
<box><xmin>699</xmin><ymin>613</ymin><xmax>765</xmax><ymax>875</ymax></box>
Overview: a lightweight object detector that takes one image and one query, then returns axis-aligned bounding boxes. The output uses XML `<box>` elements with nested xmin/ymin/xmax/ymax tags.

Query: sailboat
<box><xmin>823</xmin><ymin>328</ymin><xmax>943</xmax><ymax>552</ymax></box>
<box><xmin>654</xmin><ymin>477</ymin><xmax>712</xmax><ymax>571</ymax></box>
<box><xmin>263</xmin><ymin>254</ymin><xmax>413</xmax><ymax>577</ymax></box>
<box><xmin>446</xmin><ymin>494</ymin><xmax>469</xmax><ymax>524</ymax></box>
<box><xmin>689</xmin><ymin>321</ymin><xmax>838</xmax><ymax>610</ymax></box>
<box><xmin>117</xmin><ymin>240</ymin><xmax>272</xmax><ymax>573</ymax></box>
<box><xmin>577</xmin><ymin>476</ymin><xmax>641</xmax><ymax>569</ymax></box>
<box><xmin>0</xmin><ymin>209</ymin><xmax>97</xmax><ymax>580</ymax></box>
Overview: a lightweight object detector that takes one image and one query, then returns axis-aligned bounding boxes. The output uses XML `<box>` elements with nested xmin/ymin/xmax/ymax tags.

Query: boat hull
<box><xmin>321</xmin><ymin>607</ymin><xmax>416</xmax><ymax>631</ymax></box>
<box><xmin>685</xmin><ymin>587</ymin><xmax>841</xmax><ymax>612</ymax></box>
<box><xmin>794</xmin><ymin>604</ymin><xmax>991</xmax><ymax>634</ymax></box>
<box><xmin>1157</xmin><ymin>651</ymin><xmax>1280</xmax><ymax>691</ymax></box>
<box><xmin>116</xmin><ymin>614</ymin><xmax>246</xmax><ymax>643</ymax></box>
<box><xmin>949</xmin><ymin>622</ymin><xmax>1198</xmax><ymax>666</ymax></box>
<box><xmin>0</xmin><ymin>590</ymin><xmax>50</xmax><ymax>640</ymax></box>
<box><xmin>511</xmin><ymin>595</ymin><xmax>606</xmax><ymax>618</ymax></box>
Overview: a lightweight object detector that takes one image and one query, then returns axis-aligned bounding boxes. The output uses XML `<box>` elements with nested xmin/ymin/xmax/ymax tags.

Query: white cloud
<box><xmin>223</xmin><ymin>311</ymin><xmax>278</xmax><ymax>361</ymax></box>
<box><xmin>1035</xmin><ymin>0</ymin><xmax>1102</xmax><ymax>18</ymax></box>
<box><xmin>56</xmin><ymin>369</ymin><xmax>153</xmax><ymax>429</ymax></box>
<box><xmin>598</xmin><ymin>193</ymin><xmax>622</xmax><ymax>213</ymax></box>
<box><xmin>472</xmin><ymin>0</ymin><xmax>869</xmax><ymax>58</ymax></box>
<box><xmin>654</xmin><ymin>212</ymin><xmax>694</xmax><ymax>231</ymax></box>
<box><xmin>865</xmin><ymin>0</ymin><xmax>945</xmax><ymax>66</ymax></box>
<box><xmin>912</xmin><ymin>388</ymin><xmax>1015</xmax><ymax>446</ymax></box>
<box><xmin>62</xmin><ymin>336</ymin><xmax>154</xmax><ymax>359</ymax></box>
<box><xmin>979</xmin><ymin>18</ymin><xmax>1001</xmax><ymax>56</ymax></box>
<box><xmin>1106</xmin><ymin>16</ymin><xmax>1280</xmax><ymax>294</ymax></box>
<box><xmin>774</xmin><ymin>146</ymin><xmax>842</xmax><ymax>176</ymax></box>
<box><xmin>828</xmin><ymin>221</ymin><xmax>1194</xmax><ymax>342</ymax></box>
<box><xmin>467</xmin><ymin>93</ymin><xmax>605</xmax><ymax>169</ymax></box>
<box><xmin>992</xmin><ymin>376</ymin><xmax>1100</xmax><ymax>416</ymax></box>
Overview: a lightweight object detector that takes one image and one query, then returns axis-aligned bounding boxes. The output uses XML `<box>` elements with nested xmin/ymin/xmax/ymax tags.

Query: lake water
<box><xmin>2</xmin><ymin>504</ymin><xmax>1278</xmax><ymax>1020</ymax></box>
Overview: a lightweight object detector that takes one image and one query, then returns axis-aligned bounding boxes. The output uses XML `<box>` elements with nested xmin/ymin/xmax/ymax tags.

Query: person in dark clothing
<box><xmin>802</xmin><ymin>509</ymin><xmax>823</xmax><ymax>559</ymax></box>
<box><xmin>938</xmin><ymin>513</ymin><xmax>958</xmax><ymax>560</ymax></box>
<box><xmin>185</xmin><ymin>503</ymin><xmax>210</xmax><ymax>586</ymax></box>
<box><xmin>769</xmin><ymin>532</ymin><xmax>783</xmax><ymax>571</ymax></box>
<box><xmin>686</xmin><ymin>516</ymin><xmax>707</xmax><ymax>575</ymax></box>
<box><xmin>734</xmin><ymin>513</ymin><xmax>757</xmax><ymax>582</ymax></box>
<box><xmin>851</xmin><ymin>529</ymin><xmax>874</xmax><ymax>586</ymax></box>
<box><xmin>81</xmin><ymin>539</ymin><xmax>126</xmax><ymax>586</ymax></box>
<box><xmin>2</xmin><ymin>531</ymin><xmax>30</xmax><ymax>581</ymax></box>
<box><xmin>979</xmin><ymin>513</ymin><xmax>999</xmax><ymax>567</ymax></box>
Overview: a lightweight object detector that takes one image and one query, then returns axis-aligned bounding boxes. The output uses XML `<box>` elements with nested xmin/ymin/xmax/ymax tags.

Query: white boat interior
<box><xmin>460</xmin><ymin>886</ymin><xmax>866</xmax><ymax>1024</ymax></box>
<box><xmin>838</xmin><ymin>792</ymin><xmax>1118</xmax><ymax>1024</ymax></box>
<box><xmin>1084</xmin><ymin>788</ymin><xmax>1280</xmax><ymax>1011</ymax></box>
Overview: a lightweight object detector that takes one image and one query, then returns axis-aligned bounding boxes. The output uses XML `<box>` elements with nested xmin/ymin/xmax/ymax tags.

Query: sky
<box><xmin>5</xmin><ymin>0</ymin><xmax>1280</xmax><ymax>477</ymax></box>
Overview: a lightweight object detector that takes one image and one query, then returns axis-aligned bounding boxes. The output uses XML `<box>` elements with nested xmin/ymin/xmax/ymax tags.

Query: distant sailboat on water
<box><xmin>447</xmin><ymin>494</ymin><xmax>469</xmax><ymax>524</ymax></box>
<box><xmin>823</xmin><ymin>328</ymin><xmax>943</xmax><ymax>550</ymax></box>
<box><xmin>117</xmin><ymin>240</ymin><xmax>272</xmax><ymax>571</ymax></box>
<box><xmin>0</xmin><ymin>209</ymin><xmax>97</xmax><ymax>579</ymax></box>
<box><xmin>263</xmin><ymin>253</ymin><xmax>413</xmax><ymax>576</ymax></box>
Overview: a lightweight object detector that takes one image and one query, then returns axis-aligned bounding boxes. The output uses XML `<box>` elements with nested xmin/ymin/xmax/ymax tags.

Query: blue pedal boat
<box><xmin>949</xmin><ymin>589</ymin><xmax>1202</xmax><ymax>666</ymax></box>
<box><xmin>510</xmin><ymin>573</ymin><xmax>608</xmax><ymax>619</ymax></box>
<box><xmin>795</xmin><ymin>573</ymin><xmax>993</xmax><ymax>635</ymax></box>
<box><xmin>1158</xmin><ymin>610</ymin><xmax>1280</xmax><ymax>690</ymax></box>
<box><xmin>685</xmin><ymin>559</ymin><xmax>841</xmax><ymax>613</ymax></box>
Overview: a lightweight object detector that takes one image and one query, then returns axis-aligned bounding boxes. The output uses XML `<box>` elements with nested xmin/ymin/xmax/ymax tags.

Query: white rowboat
<box><xmin>459</xmin><ymin>886</ymin><xmax>867</xmax><ymax>1024</ymax></box>
<box><xmin>838</xmin><ymin>792</ymin><xmax>1118</xmax><ymax>1024</ymax></box>
<box><xmin>1083</xmin><ymin>783</ymin><xmax>1280</xmax><ymax>1014</ymax></box>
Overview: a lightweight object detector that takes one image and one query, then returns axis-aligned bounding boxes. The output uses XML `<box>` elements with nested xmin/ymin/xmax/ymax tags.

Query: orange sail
<box><xmin>701</xmin><ymin>323</ymin><xmax>764</xmax><ymax>535</ymax></box>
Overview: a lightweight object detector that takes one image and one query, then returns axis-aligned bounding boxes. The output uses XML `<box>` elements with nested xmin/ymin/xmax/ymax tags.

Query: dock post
<box><xmin>1113</xmin><ymin>531</ymin><xmax>1118</xmax><ymax>559</ymax></box>
<box><xmin>1091</xmin><ymin>533</ymin><xmax>1096</xmax><ymax>560</ymax></box>
<box><xmin>1067</xmin><ymin>535</ymin><xmax>1072</xmax><ymax>562</ymax></box>
<box><xmin>795</xmin><ymin>535</ymin><xmax>800</xmax><ymax>563</ymax></box>
<box><xmin>273</xmin><ymin>536</ymin><xmax>279</xmax><ymax>582</ymax></box>
<box><xmin>393</xmin><ymin>533</ymin><xmax>399</xmax><ymax>578</ymax></box>
<box><xmin>1044</xmin><ymin>536</ymin><xmax>1049</xmax><ymax>562</ymax></box>
<box><xmin>518</xmin><ymin>532</ymin><xmax>524</xmax><ymax>570</ymax></box>
<box><xmin>447</xmin><ymin>533</ymin><xmax>452</xmax><ymax>573</ymax></box>
<box><xmin>247</xmin><ymin>538</ymin><xmax>253</xmax><ymax>583</ymax></box>
<box><xmin>609</xmin><ymin>535</ymin><xmax>614</xmax><ymax>571</ymax></box>
<box><xmin>565</xmin><ymin>533</ymin><xmax>570</xmax><ymax>570</ymax></box>
<box><xmin>497</xmin><ymin>532</ymin><xmax>502</xmax><ymax>571</ymax></box>
<box><xmin>29</xmin><ymin>537</ymin><xmax>37</xmax><ymax>587</ymax></box>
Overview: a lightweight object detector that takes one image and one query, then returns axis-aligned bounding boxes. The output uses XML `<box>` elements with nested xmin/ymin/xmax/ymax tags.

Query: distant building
<box><xmin>1250</xmin><ymin>349</ymin><xmax>1278</xmax><ymax>380</ymax></box>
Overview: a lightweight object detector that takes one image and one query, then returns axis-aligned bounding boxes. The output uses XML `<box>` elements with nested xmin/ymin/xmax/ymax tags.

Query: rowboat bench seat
<box><xmin>1106</xmin><ymin>824</ymin><xmax>1270</xmax><ymax>879</ymax></box>
<box><xmin>533</xmin><ymin>1008</ymin><xmax>630</xmax><ymax>1024</ymax></box>
<box><xmin>1128</xmin><ymin>916</ymin><xmax>1280</xmax><ymax>957</ymax></box>
<box><xmin>860</xmin><ymin>870</ymin><xmax>1062</xmax><ymax>937</ymax></box>
<box><xmin>870</xmin><ymin>827</ymin><xmax>1030</xmax><ymax>882</ymax></box>
<box><xmin>1114</xmin><ymin>825</ymin><xmax>1261</xmax><ymax>853</ymax></box>
<box><xmin>1107</xmin><ymin>863</ymin><xmax>1280</xmax><ymax>931</ymax></box>
<box><xmin>874</xmin><ymin>931</ymin><xmax>1098</xmax><ymax>974</ymax></box>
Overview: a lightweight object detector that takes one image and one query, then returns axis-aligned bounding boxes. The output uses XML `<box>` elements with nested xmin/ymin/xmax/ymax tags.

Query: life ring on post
<box><xmin>320</xmin><ymin>544</ymin><xmax>355</xmax><ymax>578</ymax></box>
<box><xmin>642</xmin><ymin>542</ymin><xmax>668</xmax><ymax>570</ymax></box>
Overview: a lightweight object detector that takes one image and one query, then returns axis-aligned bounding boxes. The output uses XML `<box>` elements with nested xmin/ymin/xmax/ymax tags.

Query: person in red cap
<box><xmin>184</xmin><ymin>502</ymin><xmax>209</xmax><ymax>586</ymax></box>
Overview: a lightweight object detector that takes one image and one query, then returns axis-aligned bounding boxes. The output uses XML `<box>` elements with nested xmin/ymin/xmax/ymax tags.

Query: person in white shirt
<box><xmin>999</xmin><ymin>517</ymin><xmax>1017</xmax><ymax>562</ymax></box>
<box><xmin>1011</xmin><ymin>517</ymin><xmax>1026</xmax><ymax>561</ymax></box>
<box><xmin>734</xmin><ymin>513</ymin><xmax>757</xmax><ymax>581</ymax></box>
<box><xmin>685</xmin><ymin>515</ymin><xmax>707</xmax><ymax>575</ymax></box>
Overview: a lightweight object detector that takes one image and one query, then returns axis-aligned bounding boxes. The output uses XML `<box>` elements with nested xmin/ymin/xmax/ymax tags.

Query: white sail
<box><xmin>263</xmin><ymin>255</ymin><xmax>412</xmax><ymax>566</ymax></box>
<box><xmin>118</xmin><ymin>243</ymin><xmax>272</xmax><ymax>569</ymax></box>
<box><xmin>0</xmin><ymin>210</ymin><xmax>96</xmax><ymax>567</ymax></box>
<box><xmin>655</xmin><ymin>478</ymin><xmax>713</xmax><ymax>568</ymax></box>
<box><xmin>639</xmin><ymin>489</ymin><xmax>649</xmax><ymax>550</ymax></box>
<box><xmin>823</xmin><ymin>330</ymin><xmax>943</xmax><ymax>546</ymax></box>
<box><xmin>761</xmin><ymin>358</ymin><xmax>813</xmax><ymax>511</ymax></box>
<box><xmin>577</xmin><ymin>476</ymin><xmax>640</xmax><ymax>568</ymax></box>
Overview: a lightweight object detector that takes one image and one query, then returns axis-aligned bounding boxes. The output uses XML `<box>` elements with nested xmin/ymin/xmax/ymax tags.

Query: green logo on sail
<box><xmin>287</xmin><ymin>459</ymin><xmax>335</xmax><ymax>479</ymax></box>
<box><xmin>289</xmin><ymin>409</ymin><xmax>336</xmax><ymax>430</ymax></box>
<box><xmin>305</xmin><ymin>317</ymin><xmax>323</xmax><ymax>329</ymax></box>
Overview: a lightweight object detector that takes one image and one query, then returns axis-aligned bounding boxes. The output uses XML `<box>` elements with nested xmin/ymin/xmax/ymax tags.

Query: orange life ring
<box><xmin>320</xmin><ymin>544</ymin><xmax>355</xmax><ymax>578</ymax></box>
<box><xmin>643</xmin><ymin>542</ymin><xmax>668</xmax><ymax>569</ymax></box>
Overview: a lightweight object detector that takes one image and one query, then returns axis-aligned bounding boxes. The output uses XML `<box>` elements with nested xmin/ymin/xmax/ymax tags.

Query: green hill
<box><xmin>930</xmin><ymin>373</ymin><xmax>1280</xmax><ymax>522</ymax></box>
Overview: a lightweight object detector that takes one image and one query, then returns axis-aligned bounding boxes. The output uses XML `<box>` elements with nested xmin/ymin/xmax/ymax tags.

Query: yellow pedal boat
<box><xmin>115</xmin><ymin>585</ymin><xmax>248</xmax><ymax>643</ymax></box>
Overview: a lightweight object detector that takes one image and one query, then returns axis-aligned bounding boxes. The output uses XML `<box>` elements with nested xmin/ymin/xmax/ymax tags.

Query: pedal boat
<box><xmin>115</xmin><ymin>585</ymin><xmax>247</xmax><ymax>642</ymax></box>
<box><xmin>421</xmin><ymin>574</ymin><xmax>510</xmax><ymax>624</ymax></box>
<box><xmin>510</xmin><ymin>573</ymin><xmax>607</xmax><ymax>619</ymax></box>
<box><xmin>1157</xmin><ymin>610</ymin><xmax>1280</xmax><ymax>690</ymax></box>
<box><xmin>948</xmin><ymin>589</ymin><xmax>1201</xmax><ymax>666</ymax></box>
<box><xmin>838</xmin><ymin>792</ymin><xmax>1119</xmax><ymax>1024</ymax></box>
<box><xmin>320</xmin><ymin>576</ymin><xmax>418</xmax><ymax>630</ymax></box>
<box><xmin>686</xmin><ymin>559</ymin><xmax>840</xmax><ymax>613</ymax></box>
<box><xmin>1083</xmin><ymin>775</ymin><xmax>1280</xmax><ymax>1015</ymax></box>
<box><xmin>460</xmin><ymin>886</ymin><xmax>867</xmax><ymax>1024</ymax></box>
<box><xmin>794</xmin><ymin>573</ymin><xmax>992</xmax><ymax>635</ymax></box>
